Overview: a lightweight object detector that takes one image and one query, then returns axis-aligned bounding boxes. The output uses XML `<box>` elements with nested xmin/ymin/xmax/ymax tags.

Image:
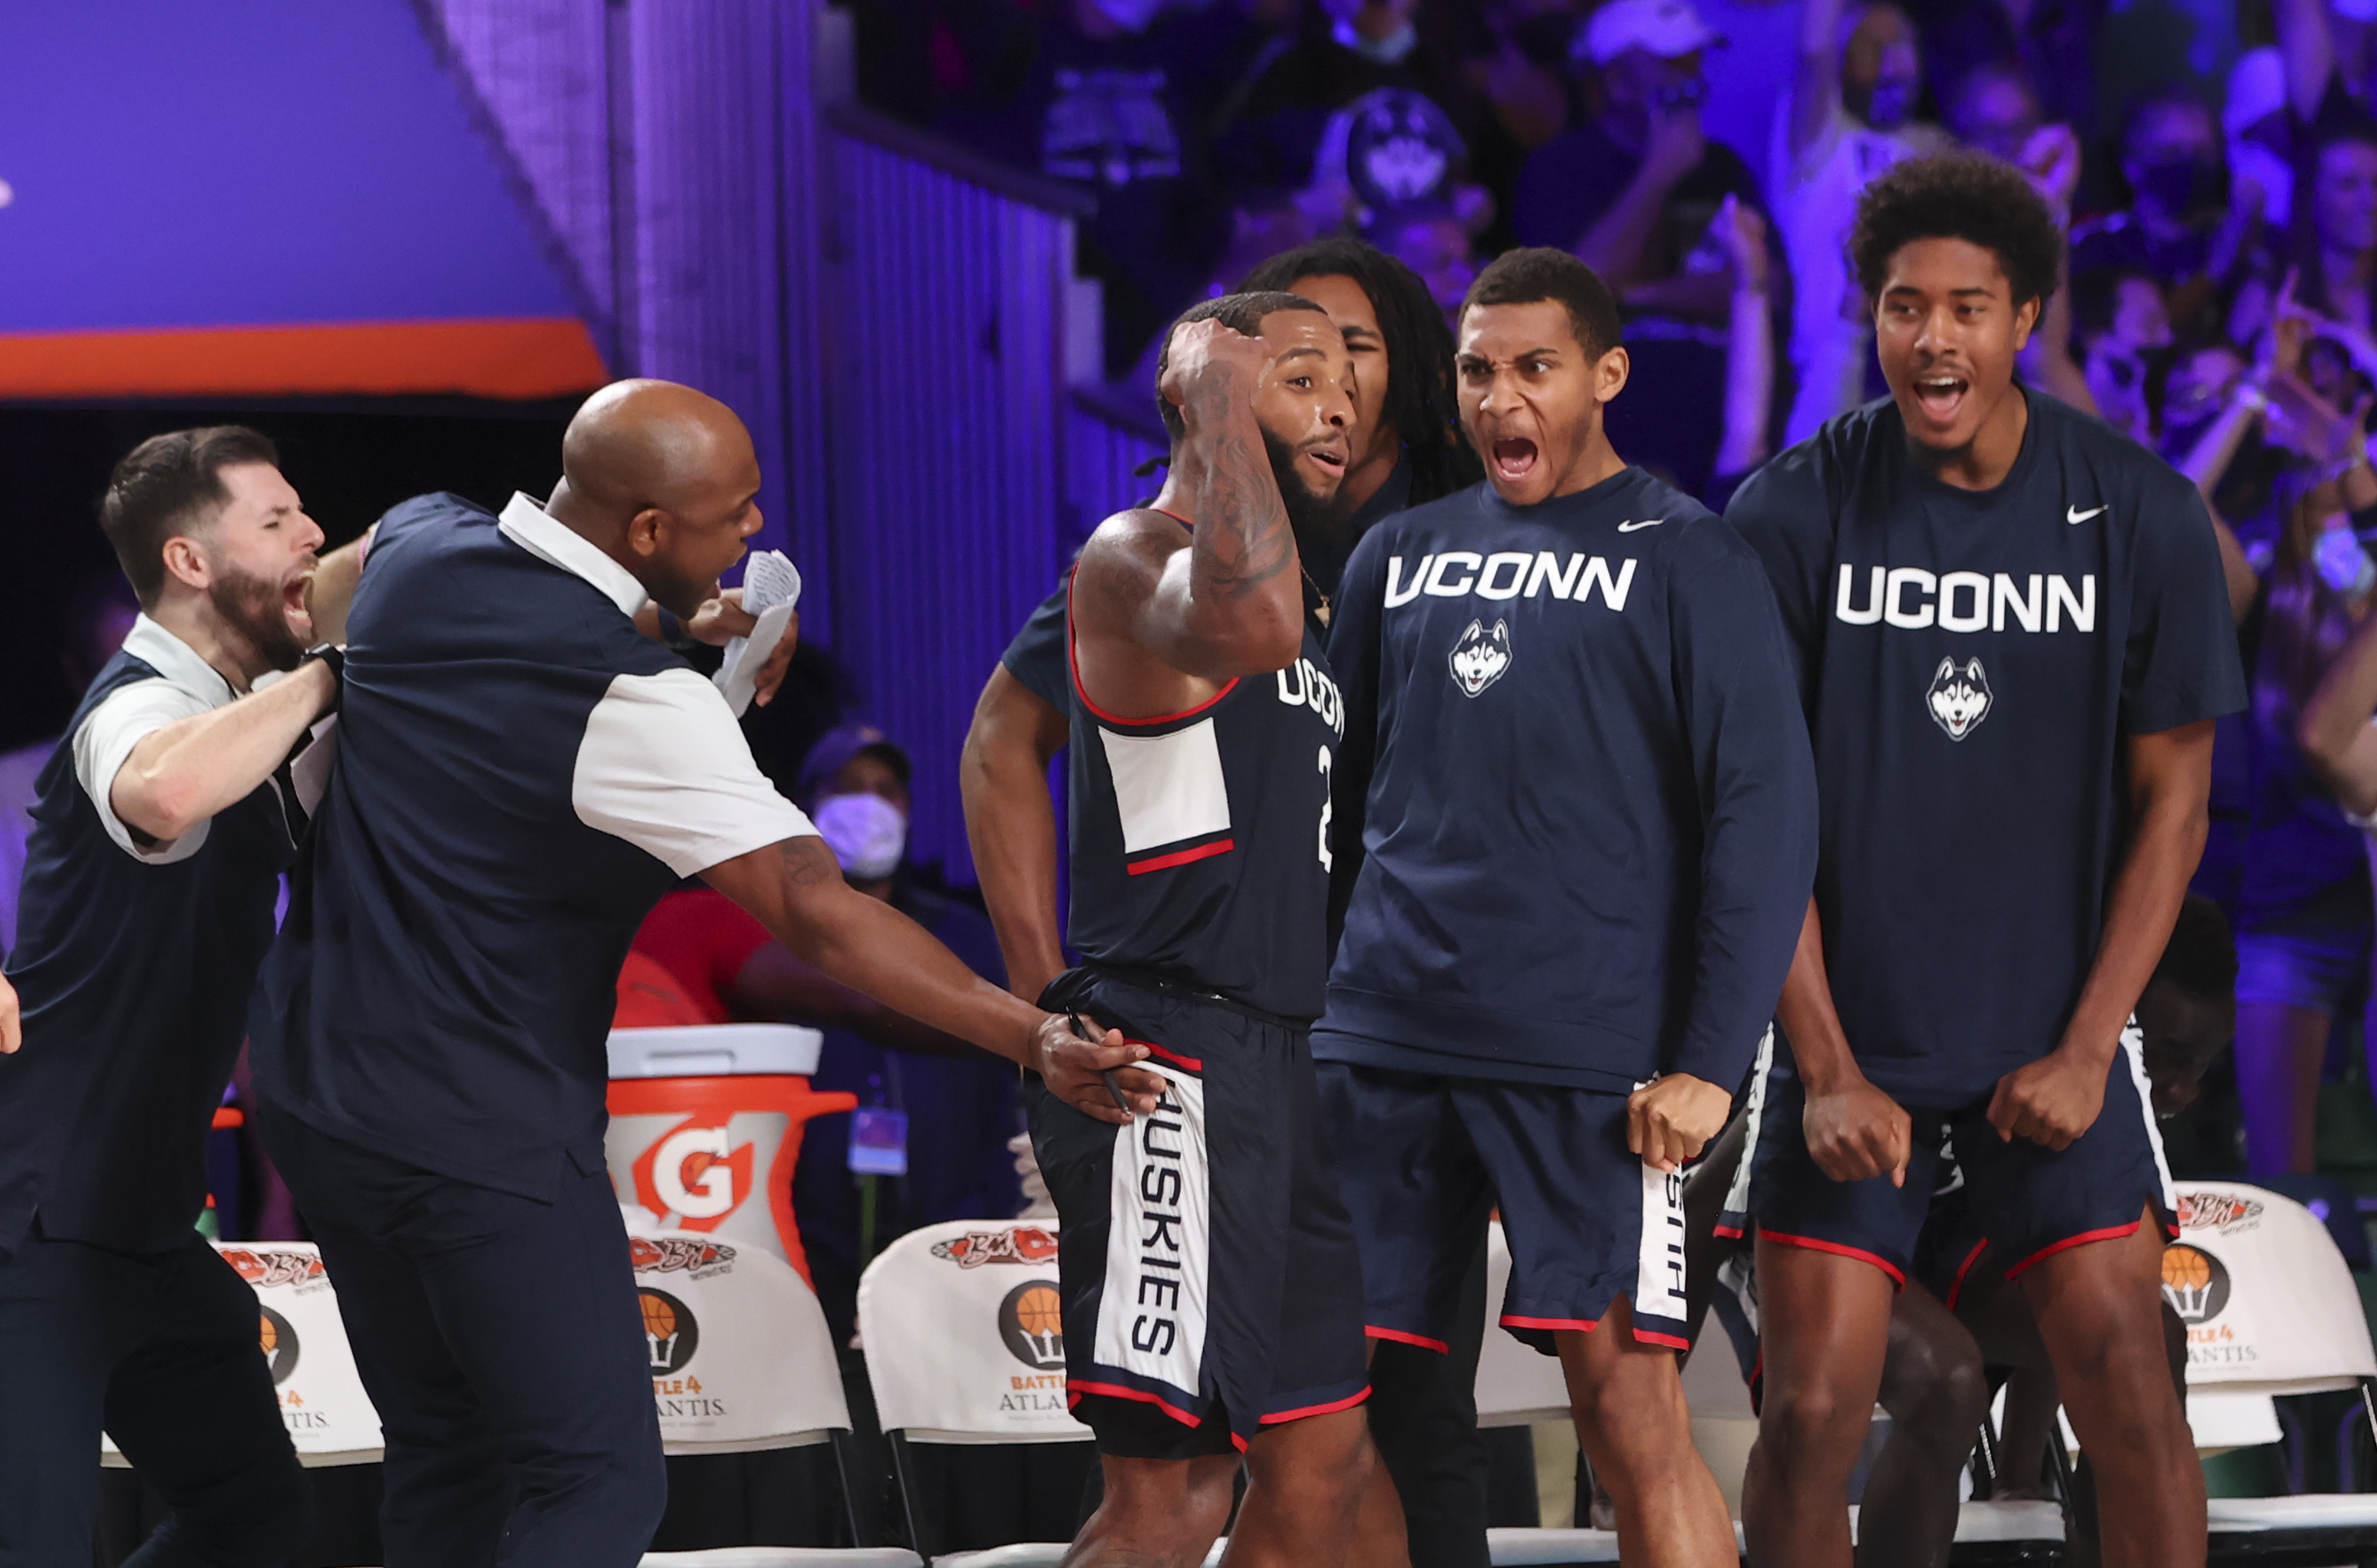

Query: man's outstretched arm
<box><xmin>703</xmin><ymin>836</ymin><xmax>1161</xmax><ymax>1122</ymax></box>
<box><xmin>107</xmin><ymin>660</ymin><xmax>338</xmax><ymax>846</ymax></box>
<box><xmin>961</xmin><ymin>664</ymin><xmax>1072</xmax><ymax>1002</ymax></box>
<box><xmin>2302</xmin><ymin>605</ymin><xmax>2377</xmax><ymax>816</ymax></box>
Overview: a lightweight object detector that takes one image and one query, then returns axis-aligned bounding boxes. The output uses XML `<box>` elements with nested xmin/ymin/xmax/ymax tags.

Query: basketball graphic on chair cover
<box><xmin>2160</xmin><ymin>1244</ymin><xmax>2231</xmax><ymax>1326</ymax></box>
<box><xmin>999</xmin><ymin>1280</ymin><xmax>1067</xmax><ymax>1371</ymax></box>
<box><xmin>258</xmin><ymin>1306</ymin><xmax>300</xmax><ymax>1385</ymax></box>
<box><xmin>639</xmin><ymin>1288</ymin><xmax>699</xmax><ymax>1374</ymax></box>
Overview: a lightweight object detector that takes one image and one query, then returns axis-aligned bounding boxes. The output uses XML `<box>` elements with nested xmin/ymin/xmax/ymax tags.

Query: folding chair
<box><xmin>627</xmin><ymin>1227</ymin><xmax>918</xmax><ymax>1563</ymax></box>
<box><xmin>858</xmin><ymin>1220</ymin><xmax>1099</xmax><ymax>1566</ymax></box>
<box><xmin>104</xmin><ymin>1242</ymin><xmax>384</xmax><ymax>1470</ymax></box>
<box><xmin>2156</xmin><ymin>1183</ymin><xmax>2377</xmax><ymax>1562</ymax></box>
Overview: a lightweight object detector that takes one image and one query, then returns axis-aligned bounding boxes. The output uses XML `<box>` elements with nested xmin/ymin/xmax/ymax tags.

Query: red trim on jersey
<box><xmin>1067</xmin><ymin>1379</ymin><xmax>1202</xmax><ymax>1428</ymax></box>
<box><xmin>1502</xmin><ymin>1313</ymin><xmax>1601</xmax><ymax>1333</ymax></box>
<box><xmin>1260</xmin><ymin>1387</ymin><xmax>1372</xmax><ymax>1425</ymax></box>
<box><xmin>1943</xmin><ymin>1238</ymin><xmax>1990</xmax><ymax>1311</ymax></box>
<box><xmin>2003</xmin><ymin>1219</ymin><xmax>2143</xmax><ymax>1280</ymax></box>
<box><xmin>1137</xmin><ymin>1039</ymin><xmax>1204</xmax><ymax>1072</ymax></box>
<box><xmin>1712</xmin><ymin>1224</ymin><xmax>1746</xmax><ymax>1240</ymax></box>
<box><xmin>1065</xmin><ymin>562</ymin><xmax>1241</xmax><ymax>728</ymax></box>
<box><xmin>1634</xmin><ymin>1328</ymin><xmax>1692</xmax><ymax>1350</ymax></box>
<box><xmin>1759</xmin><ymin>1230</ymin><xmax>1907</xmax><ymax>1289</ymax></box>
<box><xmin>1366</xmin><ymin>1326</ymin><xmax>1449</xmax><ymax>1354</ymax></box>
<box><xmin>1126</xmin><ymin>838</ymin><xmax>1235</xmax><ymax>875</ymax></box>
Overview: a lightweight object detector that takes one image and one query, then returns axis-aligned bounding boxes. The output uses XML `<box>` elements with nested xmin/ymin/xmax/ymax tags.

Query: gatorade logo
<box><xmin>631</xmin><ymin>1118</ymin><xmax>754</xmax><ymax>1230</ymax></box>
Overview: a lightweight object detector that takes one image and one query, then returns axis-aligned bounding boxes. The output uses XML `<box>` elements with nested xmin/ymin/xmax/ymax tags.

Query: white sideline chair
<box><xmin>858</xmin><ymin>1219</ymin><xmax>1097</xmax><ymax>1566</ymax></box>
<box><xmin>628</xmin><ymin>1227</ymin><xmax>916</xmax><ymax>1562</ymax></box>
<box><xmin>2156</xmin><ymin>1184</ymin><xmax>2377</xmax><ymax>1553</ymax></box>
<box><xmin>103</xmin><ymin>1243</ymin><xmax>383</xmax><ymax>1469</ymax></box>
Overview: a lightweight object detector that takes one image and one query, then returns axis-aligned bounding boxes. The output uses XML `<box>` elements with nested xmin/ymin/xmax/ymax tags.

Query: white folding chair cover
<box><xmin>2207</xmin><ymin>1495</ymin><xmax>2377</xmax><ymax>1530</ymax></box>
<box><xmin>938</xmin><ymin>1545</ymin><xmax>1224</xmax><ymax>1567</ymax></box>
<box><xmin>630</xmin><ymin>1230</ymin><xmax>850</xmax><ymax>1453</ymax></box>
<box><xmin>858</xmin><ymin>1220</ymin><xmax>1091</xmax><ymax>1444</ymax></box>
<box><xmin>2186</xmin><ymin>1388</ymin><xmax>2283</xmax><ymax>1451</ymax></box>
<box><xmin>2165</xmin><ymin>1184</ymin><xmax>2377</xmax><ymax>1396</ymax></box>
<box><xmin>1474</xmin><ymin>1224</ymin><xmax>1571</xmax><ymax>1428</ymax></box>
<box><xmin>104</xmin><ymin>1243</ymin><xmax>383</xmax><ymax>1468</ymax></box>
<box><xmin>641</xmin><ymin>1553</ymin><xmax>921</xmax><ymax>1566</ymax></box>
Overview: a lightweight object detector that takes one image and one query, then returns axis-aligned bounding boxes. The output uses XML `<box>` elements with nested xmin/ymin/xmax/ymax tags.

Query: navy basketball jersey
<box><xmin>1064</xmin><ymin>561</ymin><xmax>1347</xmax><ymax>1021</ymax></box>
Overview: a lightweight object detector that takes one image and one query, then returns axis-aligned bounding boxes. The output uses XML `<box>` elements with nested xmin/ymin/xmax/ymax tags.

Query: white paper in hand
<box><xmin>715</xmin><ymin>551</ymin><xmax>802</xmax><ymax>717</ymax></box>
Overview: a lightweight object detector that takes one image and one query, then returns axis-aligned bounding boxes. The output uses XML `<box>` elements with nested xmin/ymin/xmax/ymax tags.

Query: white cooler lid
<box><xmin>608</xmin><ymin>1023</ymin><xmax>825</xmax><ymax>1079</ymax></box>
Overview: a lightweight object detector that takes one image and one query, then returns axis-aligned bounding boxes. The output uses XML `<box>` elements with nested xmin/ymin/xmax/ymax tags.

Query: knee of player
<box><xmin>1757</xmin><ymin>1375</ymin><xmax>1874</xmax><ymax>1459</ymax></box>
<box><xmin>1889</xmin><ymin>1338</ymin><xmax>1990</xmax><ymax>1435</ymax></box>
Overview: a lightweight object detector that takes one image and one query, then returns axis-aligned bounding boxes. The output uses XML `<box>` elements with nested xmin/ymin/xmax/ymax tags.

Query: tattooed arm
<box><xmin>701</xmin><ymin>835</ymin><xmax>1161</xmax><ymax>1122</ymax></box>
<box><xmin>1073</xmin><ymin>317</ymin><xmax>1329</xmax><ymax>718</ymax></box>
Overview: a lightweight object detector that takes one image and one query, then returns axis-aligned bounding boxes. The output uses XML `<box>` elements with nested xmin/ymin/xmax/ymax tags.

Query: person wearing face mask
<box><xmin>1775</xmin><ymin>0</ymin><xmax>1954</xmax><ymax>445</ymax></box>
<box><xmin>2072</xmin><ymin>90</ymin><xmax>2269</xmax><ymax>341</ymax></box>
<box><xmin>1511</xmin><ymin>0</ymin><xmax>1777</xmax><ymax>499</ymax></box>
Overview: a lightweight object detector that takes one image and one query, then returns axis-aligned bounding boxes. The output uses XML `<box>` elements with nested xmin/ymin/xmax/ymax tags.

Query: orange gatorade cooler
<box><xmin>605</xmin><ymin>1024</ymin><xmax>857</xmax><ymax>1289</ymax></box>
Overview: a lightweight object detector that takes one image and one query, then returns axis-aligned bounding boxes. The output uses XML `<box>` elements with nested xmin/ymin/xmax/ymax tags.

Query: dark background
<box><xmin>0</xmin><ymin>400</ymin><xmax>575</xmax><ymax>753</ymax></box>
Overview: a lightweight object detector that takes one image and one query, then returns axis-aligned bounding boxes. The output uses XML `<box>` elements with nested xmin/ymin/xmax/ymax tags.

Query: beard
<box><xmin>1261</xmin><ymin>427</ymin><xmax>1353</xmax><ymax>557</ymax></box>
<box><xmin>207</xmin><ymin>558</ymin><xmax>309</xmax><ymax>674</ymax></box>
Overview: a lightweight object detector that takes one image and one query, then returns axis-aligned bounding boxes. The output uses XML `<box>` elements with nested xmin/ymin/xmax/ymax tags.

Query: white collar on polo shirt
<box><xmin>496</xmin><ymin>491</ymin><xmax>651</xmax><ymax>619</ymax></box>
<box><xmin>122</xmin><ymin>614</ymin><xmax>236</xmax><ymax>710</ymax></box>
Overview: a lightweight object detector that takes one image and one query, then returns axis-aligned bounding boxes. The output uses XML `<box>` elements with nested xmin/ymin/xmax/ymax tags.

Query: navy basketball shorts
<box><xmin>1720</xmin><ymin>1022</ymin><xmax>2176</xmax><ymax>1291</ymax></box>
<box><xmin>1028</xmin><ymin>969</ymin><xmax>1370</xmax><ymax>1458</ymax></box>
<box><xmin>1314</xmin><ymin>1061</ymin><xmax>1693</xmax><ymax>1357</ymax></box>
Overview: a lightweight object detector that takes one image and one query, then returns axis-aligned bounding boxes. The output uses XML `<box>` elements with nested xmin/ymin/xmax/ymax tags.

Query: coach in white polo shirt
<box><xmin>249</xmin><ymin>380</ymin><xmax>1143</xmax><ymax>1568</ymax></box>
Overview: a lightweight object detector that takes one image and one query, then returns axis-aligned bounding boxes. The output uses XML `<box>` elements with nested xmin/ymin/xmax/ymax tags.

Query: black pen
<box><xmin>1070</xmin><ymin>1013</ymin><xmax>1136</xmax><ymax>1118</ymax></box>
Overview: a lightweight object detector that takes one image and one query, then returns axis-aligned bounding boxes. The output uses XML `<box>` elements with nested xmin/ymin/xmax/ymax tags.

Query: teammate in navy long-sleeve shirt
<box><xmin>1724</xmin><ymin>155</ymin><xmax>2240</xmax><ymax>1568</ymax></box>
<box><xmin>1317</xmin><ymin>248</ymin><xmax>1816</xmax><ymax>1566</ymax></box>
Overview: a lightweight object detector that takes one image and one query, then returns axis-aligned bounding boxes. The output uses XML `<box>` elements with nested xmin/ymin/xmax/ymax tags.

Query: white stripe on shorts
<box><xmin>2119</xmin><ymin>1014</ymin><xmax>2176</xmax><ymax>1216</ymax></box>
<box><xmin>1093</xmin><ymin>1065</ymin><xmax>1212</xmax><ymax>1396</ymax></box>
<box><xmin>1719</xmin><ymin>1025</ymin><xmax>1775</xmax><ymax>1223</ymax></box>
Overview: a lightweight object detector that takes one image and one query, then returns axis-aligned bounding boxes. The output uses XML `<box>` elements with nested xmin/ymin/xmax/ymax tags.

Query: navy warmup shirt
<box><xmin>1316</xmin><ymin>467</ymin><xmax>1818</xmax><ymax>1094</ymax></box>
<box><xmin>0</xmin><ymin>618</ymin><xmax>298</xmax><ymax>1256</ymax></box>
<box><xmin>251</xmin><ymin>492</ymin><xmax>814</xmax><ymax>1197</ymax></box>
<box><xmin>1726</xmin><ymin>392</ymin><xmax>2247</xmax><ymax>1104</ymax></box>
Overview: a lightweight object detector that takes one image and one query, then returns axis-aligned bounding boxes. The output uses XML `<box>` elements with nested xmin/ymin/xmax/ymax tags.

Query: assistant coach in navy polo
<box><xmin>0</xmin><ymin>427</ymin><xmax>367</xmax><ymax>1567</ymax></box>
<box><xmin>249</xmin><ymin>380</ymin><xmax>1143</xmax><ymax>1567</ymax></box>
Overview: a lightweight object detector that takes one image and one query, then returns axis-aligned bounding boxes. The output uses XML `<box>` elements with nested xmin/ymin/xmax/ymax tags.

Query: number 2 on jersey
<box><xmin>1317</xmin><ymin>745</ymin><xmax>1334</xmax><ymax>872</ymax></box>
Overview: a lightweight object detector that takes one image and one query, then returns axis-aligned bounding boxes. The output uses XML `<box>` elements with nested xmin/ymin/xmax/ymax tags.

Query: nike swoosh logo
<box><xmin>2066</xmin><ymin>505</ymin><xmax>2107</xmax><ymax>525</ymax></box>
<box><xmin>1616</xmin><ymin>518</ymin><xmax>1666</xmax><ymax>532</ymax></box>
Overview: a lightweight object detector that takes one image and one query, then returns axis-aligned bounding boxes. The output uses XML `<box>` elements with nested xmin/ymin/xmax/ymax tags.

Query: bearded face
<box><xmin>205</xmin><ymin>548</ymin><xmax>311</xmax><ymax>674</ymax></box>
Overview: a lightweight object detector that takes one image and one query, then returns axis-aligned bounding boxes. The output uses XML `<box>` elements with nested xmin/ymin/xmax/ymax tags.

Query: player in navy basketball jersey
<box><xmin>1024</xmin><ymin>292</ymin><xmax>1395</xmax><ymax>1568</ymax></box>
<box><xmin>1319</xmin><ymin>249</ymin><xmax>1818</xmax><ymax>1567</ymax></box>
<box><xmin>1725</xmin><ymin>154</ymin><xmax>2244</xmax><ymax>1567</ymax></box>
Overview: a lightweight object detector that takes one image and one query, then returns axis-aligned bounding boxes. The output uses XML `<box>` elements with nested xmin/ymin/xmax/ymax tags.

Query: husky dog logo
<box><xmin>1449</xmin><ymin>619</ymin><xmax>1512</xmax><ymax>697</ymax></box>
<box><xmin>222</xmin><ymin>1249</ymin><xmax>328</xmax><ymax>1290</ymax></box>
<box><xmin>1926</xmin><ymin>657</ymin><xmax>1992</xmax><ymax>740</ymax></box>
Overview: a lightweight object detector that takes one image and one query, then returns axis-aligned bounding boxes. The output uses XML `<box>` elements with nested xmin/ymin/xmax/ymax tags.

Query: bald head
<box><xmin>546</xmin><ymin>378</ymin><xmax>766</xmax><ymax>617</ymax></box>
